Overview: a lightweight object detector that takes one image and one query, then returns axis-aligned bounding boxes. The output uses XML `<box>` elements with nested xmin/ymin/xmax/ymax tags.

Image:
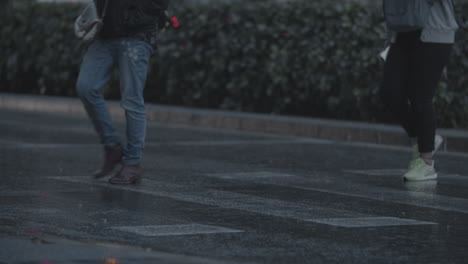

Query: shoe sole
<box><xmin>403</xmin><ymin>173</ymin><xmax>438</xmax><ymax>181</ymax></box>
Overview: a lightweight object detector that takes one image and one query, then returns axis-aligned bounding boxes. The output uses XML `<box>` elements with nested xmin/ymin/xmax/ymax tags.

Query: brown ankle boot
<box><xmin>93</xmin><ymin>145</ymin><xmax>123</xmax><ymax>179</ymax></box>
<box><xmin>108</xmin><ymin>163</ymin><xmax>142</xmax><ymax>184</ymax></box>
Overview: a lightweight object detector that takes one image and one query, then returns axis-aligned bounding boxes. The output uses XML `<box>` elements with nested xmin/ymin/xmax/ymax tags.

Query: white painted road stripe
<box><xmin>344</xmin><ymin>169</ymin><xmax>468</xmax><ymax>181</ymax></box>
<box><xmin>343</xmin><ymin>169</ymin><xmax>407</xmax><ymax>176</ymax></box>
<box><xmin>224</xmin><ymin>173</ymin><xmax>468</xmax><ymax>214</ymax></box>
<box><xmin>307</xmin><ymin>217</ymin><xmax>436</xmax><ymax>228</ymax></box>
<box><xmin>203</xmin><ymin>171</ymin><xmax>468</xmax><ymax>214</ymax></box>
<box><xmin>48</xmin><ymin>176</ymin><xmax>435</xmax><ymax>228</ymax></box>
<box><xmin>204</xmin><ymin>171</ymin><xmax>295</xmax><ymax>180</ymax></box>
<box><xmin>111</xmin><ymin>224</ymin><xmax>243</xmax><ymax>237</ymax></box>
<box><xmin>48</xmin><ymin>176</ymin><xmax>371</xmax><ymax>221</ymax></box>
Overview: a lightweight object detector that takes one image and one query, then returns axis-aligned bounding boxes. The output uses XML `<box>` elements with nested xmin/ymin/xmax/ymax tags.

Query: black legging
<box><xmin>380</xmin><ymin>30</ymin><xmax>452</xmax><ymax>153</ymax></box>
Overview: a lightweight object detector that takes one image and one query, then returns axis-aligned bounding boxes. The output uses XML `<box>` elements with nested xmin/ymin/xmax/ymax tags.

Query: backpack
<box><xmin>383</xmin><ymin>0</ymin><xmax>435</xmax><ymax>32</ymax></box>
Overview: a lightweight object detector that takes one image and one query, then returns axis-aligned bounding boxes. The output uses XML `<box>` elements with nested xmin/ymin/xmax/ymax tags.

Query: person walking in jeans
<box><xmin>76</xmin><ymin>0</ymin><xmax>169</xmax><ymax>184</ymax></box>
<box><xmin>380</xmin><ymin>0</ymin><xmax>458</xmax><ymax>181</ymax></box>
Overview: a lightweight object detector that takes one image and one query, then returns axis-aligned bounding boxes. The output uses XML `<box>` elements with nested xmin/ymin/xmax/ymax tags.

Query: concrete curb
<box><xmin>1</xmin><ymin>93</ymin><xmax>467</xmax><ymax>153</ymax></box>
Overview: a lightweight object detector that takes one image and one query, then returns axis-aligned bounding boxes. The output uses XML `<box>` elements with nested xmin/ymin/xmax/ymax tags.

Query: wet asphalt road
<box><xmin>1</xmin><ymin>109</ymin><xmax>468</xmax><ymax>264</ymax></box>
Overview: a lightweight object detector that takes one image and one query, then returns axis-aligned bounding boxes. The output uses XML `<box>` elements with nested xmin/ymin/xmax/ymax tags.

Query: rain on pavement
<box><xmin>1</xmin><ymin>109</ymin><xmax>468</xmax><ymax>263</ymax></box>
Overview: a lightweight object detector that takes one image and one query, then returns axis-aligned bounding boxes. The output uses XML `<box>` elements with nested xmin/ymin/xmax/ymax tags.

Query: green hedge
<box><xmin>1</xmin><ymin>0</ymin><xmax>467</xmax><ymax>127</ymax></box>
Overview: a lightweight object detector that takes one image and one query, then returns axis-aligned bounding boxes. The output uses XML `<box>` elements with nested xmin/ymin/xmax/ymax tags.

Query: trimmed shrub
<box><xmin>1</xmin><ymin>0</ymin><xmax>467</xmax><ymax>127</ymax></box>
<box><xmin>0</xmin><ymin>1</ymin><xmax>83</xmax><ymax>96</ymax></box>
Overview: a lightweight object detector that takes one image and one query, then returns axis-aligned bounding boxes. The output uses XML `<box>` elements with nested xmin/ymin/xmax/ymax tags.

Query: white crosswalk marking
<box><xmin>49</xmin><ymin>176</ymin><xmax>439</xmax><ymax>228</ymax></box>
<box><xmin>204</xmin><ymin>171</ymin><xmax>295</xmax><ymax>179</ymax></box>
<box><xmin>344</xmin><ymin>169</ymin><xmax>468</xmax><ymax>181</ymax></box>
<box><xmin>307</xmin><ymin>217</ymin><xmax>435</xmax><ymax>228</ymax></box>
<box><xmin>111</xmin><ymin>224</ymin><xmax>243</xmax><ymax>237</ymax></box>
<box><xmin>48</xmin><ymin>176</ymin><xmax>371</xmax><ymax>221</ymax></box>
<box><xmin>205</xmin><ymin>171</ymin><xmax>468</xmax><ymax>214</ymax></box>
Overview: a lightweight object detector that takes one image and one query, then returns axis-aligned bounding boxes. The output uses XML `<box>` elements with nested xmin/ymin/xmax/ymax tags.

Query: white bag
<box><xmin>74</xmin><ymin>1</ymin><xmax>108</xmax><ymax>43</ymax></box>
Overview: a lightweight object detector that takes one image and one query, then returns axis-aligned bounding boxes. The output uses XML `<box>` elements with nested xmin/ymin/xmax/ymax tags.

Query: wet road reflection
<box><xmin>1</xmin><ymin>110</ymin><xmax>468</xmax><ymax>263</ymax></box>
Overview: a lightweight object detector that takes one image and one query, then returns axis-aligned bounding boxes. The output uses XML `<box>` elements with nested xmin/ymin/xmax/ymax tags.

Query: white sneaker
<box><xmin>409</xmin><ymin>134</ymin><xmax>443</xmax><ymax>169</ymax></box>
<box><xmin>403</xmin><ymin>158</ymin><xmax>437</xmax><ymax>181</ymax></box>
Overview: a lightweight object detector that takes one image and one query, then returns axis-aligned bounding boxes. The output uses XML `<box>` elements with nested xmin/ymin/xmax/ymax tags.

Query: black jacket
<box><xmin>95</xmin><ymin>0</ymin><xmax>169</xmax><ymax>39</ymax></box>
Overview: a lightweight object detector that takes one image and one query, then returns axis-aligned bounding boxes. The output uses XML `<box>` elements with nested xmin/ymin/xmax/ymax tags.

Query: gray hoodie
<box><xmin>389</xmin><ymin>0</ymin><xmax>459</xmax><ymax>44</ymax></box>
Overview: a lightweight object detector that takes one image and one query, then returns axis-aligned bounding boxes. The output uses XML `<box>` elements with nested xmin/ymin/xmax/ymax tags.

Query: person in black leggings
<box><xmin>381</xmin><ymin>30</ymin><xmax>452</xmax><ymax>153</ymax></box>
<box><xmin>380</xmin><ymin>0</ymin><xmax>458</xmax><ymax>181</ymax></box>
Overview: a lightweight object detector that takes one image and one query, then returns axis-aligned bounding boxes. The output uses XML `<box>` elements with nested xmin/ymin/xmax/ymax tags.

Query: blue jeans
<box><xmin>76</xmin><ymin>38</ymin><xmax>153</xmax><ymax>164</ymax></box>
